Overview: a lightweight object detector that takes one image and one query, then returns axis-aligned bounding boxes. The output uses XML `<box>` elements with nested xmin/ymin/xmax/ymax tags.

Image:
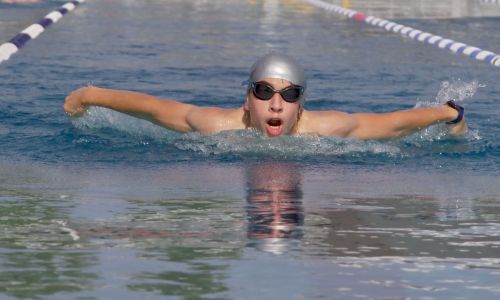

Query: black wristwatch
<box><xmin>445</xmin><ymin>100</ymin><xmax>464</xmax><ymax>124</ymax></box>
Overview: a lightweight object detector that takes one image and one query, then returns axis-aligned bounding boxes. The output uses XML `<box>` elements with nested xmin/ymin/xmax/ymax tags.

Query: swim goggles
<box><xmin>250</xmin><ymin>82</ymin><xmax>304</xmax><ymax>103</ymax></box>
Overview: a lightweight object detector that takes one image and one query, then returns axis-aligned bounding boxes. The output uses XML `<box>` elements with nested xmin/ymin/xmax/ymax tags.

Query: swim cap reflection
<box><xmin>249</xmin><ymin>53</ymin><xmax>306</xmax><ymax>89</ymax></box>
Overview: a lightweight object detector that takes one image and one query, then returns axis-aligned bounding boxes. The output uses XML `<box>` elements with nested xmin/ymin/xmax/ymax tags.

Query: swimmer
<box><xmin>64</xmin><ymin>53</ymin><xmax>467</xmax><ymax>140</ymax></box>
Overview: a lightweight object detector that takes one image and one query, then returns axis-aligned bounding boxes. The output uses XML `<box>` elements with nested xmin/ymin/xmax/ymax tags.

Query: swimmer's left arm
<box><xmin>346</xmin><ymin>103</ymin><xmax>467</xmax><ymax>140</ymax></box>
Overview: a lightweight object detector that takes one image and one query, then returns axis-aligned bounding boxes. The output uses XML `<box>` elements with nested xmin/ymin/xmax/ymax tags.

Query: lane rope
<box><xmin>302</xmin><ymin>0</ymin><xmax>500</xmax><ymax>67</ymax></box>
<box><xmin>0</xmin><ymin>0</ymin><xmax>85</xmax><ymax>65</ymax></box>
<box><xmin>479</xmin><ymin>0</ymin><xmax>500</xmax><ymax>4</ymax></box>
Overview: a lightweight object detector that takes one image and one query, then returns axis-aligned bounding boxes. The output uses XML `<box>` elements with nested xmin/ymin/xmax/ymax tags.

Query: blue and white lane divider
<box><xmin>0</xmin><ymin>0</ymin><xmax>85</xmax><ymax>65</ymax></box>
<box><xmin>480</xmin><ymin>0</ymin><xmax>500</xmax><ymax>5</ymax></box>
<box><xmin>302</xmin><ymin>0</ymin><xmax>500</xmax><ymax>67</ymax></box>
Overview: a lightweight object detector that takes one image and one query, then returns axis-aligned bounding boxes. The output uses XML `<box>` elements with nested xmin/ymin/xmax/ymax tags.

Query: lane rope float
<box><xmin>302</xmin><ymin>0</ymin><xmax>500</xmax><ymax>67</ymax></box>
<box><xmin>0</xmin><ymin>0</ymin><xmax>85</xmax><ymax>65</ymax></box>
<box><xmin>479</xmin><ymin>0</ymin><xmax>500</xmax><ymax>5</ymax></box>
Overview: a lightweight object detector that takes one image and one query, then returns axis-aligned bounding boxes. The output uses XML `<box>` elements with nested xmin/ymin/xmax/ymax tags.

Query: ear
<box><xmin>297</xmin><ymin>102</ymin><xmax>304</xmax><ymax>120</ymax></box>
<box><xmin>244</xmin><ymin>91</ymin><xmax>250</xmax><ymax>111</ymax></box>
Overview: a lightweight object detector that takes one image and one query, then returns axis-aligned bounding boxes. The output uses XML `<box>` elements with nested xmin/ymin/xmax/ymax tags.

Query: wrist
<box><xmin>82</xmin><ymin>85</ymin><xmax>99</xmax><ymax>106</ymax></box>
<box><xmin>444</xmin><ymin>100</ymin><xmax>464</xmax><ymax>124</ymax></box>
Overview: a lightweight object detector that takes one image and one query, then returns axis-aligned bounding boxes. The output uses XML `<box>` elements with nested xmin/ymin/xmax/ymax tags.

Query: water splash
<box><xmin>414</xmin><ymin>79</ymin><xmax>480</xmax><ymax>108</ymax></box>
<box><xmin>71</xmin><ymin>106</ymin><xmax>176</xmax><ymax>141</ymax></box>
<box><xmin>410</xmin><ymin>79</ymin><xmax>482</xmax><ymax>142</ymax></box>
<box><xmin>174</xmin><ymin>129</ymin><xmax>402</xmax><ymax>159</ymax></box>
<box><xmin>435</xmin><ymin>79</ymin><xmax>481</xmax><ymax>104</ymax></box>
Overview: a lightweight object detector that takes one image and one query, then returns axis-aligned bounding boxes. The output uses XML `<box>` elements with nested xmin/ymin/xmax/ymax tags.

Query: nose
<box><xmin>269</xmin><ymin>93</ymin><xmax>283</xmax><ymax>113</ymax></box>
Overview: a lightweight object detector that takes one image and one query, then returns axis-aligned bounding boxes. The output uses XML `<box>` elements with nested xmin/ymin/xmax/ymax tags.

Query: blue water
<box><xmin>1</xmin><ymin>0</ymin><xmax>500</xmax><ymax>299</ymax></box>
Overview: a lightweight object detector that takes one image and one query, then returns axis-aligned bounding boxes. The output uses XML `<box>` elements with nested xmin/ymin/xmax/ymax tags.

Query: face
<box><xmin>244</xmin><ymin>78</ymin><xmax>303</xmax><ymax>137</ymax></box>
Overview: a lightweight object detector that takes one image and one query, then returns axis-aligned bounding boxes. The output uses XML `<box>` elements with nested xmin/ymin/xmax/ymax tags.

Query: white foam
<box><xmin>71</xmin><ymin>106</ymin><xmax>174</xmax><ymax>141</ymax></box>
<box><xmin>174</xmin><ymin>130</ymin><xmax>402</xmax><ymax>158</ymax></box>
<box><xmin>435</xmin><ymin>80</ymin><xmax>480</xmax><ymax>103</ymax></box>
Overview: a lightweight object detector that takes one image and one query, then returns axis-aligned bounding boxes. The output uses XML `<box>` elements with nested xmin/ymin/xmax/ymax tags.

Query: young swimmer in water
<box><xmin>64</xmin><ymin>53</ymin><xmax>467</xmax><ymax>140</ymax></box>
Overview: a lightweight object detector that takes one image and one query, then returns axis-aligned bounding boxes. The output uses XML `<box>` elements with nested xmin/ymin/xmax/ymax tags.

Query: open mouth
<box><xmin>267</xmin><ymin>118</ymin><xmax>282</xmax><ymax>127</ymax></box>
<box><xmin>265</xmin><ymin>118</ymin><xmax>283</xmax><ymax>137</ymax></box>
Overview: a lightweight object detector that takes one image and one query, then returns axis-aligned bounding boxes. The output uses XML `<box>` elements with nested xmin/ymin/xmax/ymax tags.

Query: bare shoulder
<box><xmin>187</xmin><ymin>106</ymin><xmax>246</xmax><ymax>134</ymax></box>
<box><xmin>298</xmin><ymin>110</ymin><xmax>358</xmax><ymax>137</ymax></box>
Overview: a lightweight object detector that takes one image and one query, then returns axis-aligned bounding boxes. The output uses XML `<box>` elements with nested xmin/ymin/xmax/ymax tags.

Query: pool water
<box><xmin>1</xmin><ymin>0</ymin><xmax>500</xmax><ymax>299</ymax></box>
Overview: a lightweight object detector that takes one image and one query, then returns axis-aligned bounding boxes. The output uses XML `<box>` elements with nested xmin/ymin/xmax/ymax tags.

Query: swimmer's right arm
<box><xmin>64</xmin><ymin>86</ymin><xmax>197</xmax><ymax>132</ymax></box>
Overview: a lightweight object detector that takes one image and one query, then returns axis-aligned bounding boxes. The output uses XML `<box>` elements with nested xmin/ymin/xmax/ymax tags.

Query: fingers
<box><xmin>448</xmin><ymin>118</ymin><xmax>468</xmax><ymax>137</ymax></box>
<box><xmin>63</xmin><ymin>87</ymin><xmax>88</xmax><ymax>117</ymax></box>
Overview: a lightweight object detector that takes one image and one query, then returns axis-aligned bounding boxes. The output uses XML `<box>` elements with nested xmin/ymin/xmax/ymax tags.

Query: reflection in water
<box><xmin>245</xmin><ymin>162</ymin><xmax>304</xmax><ymax>255</ymax></box>
<box><xmin>128</xmin><ymin>246</ymin><xmax>230</xmax><ymax>298</ymax></box>
<box><xmin>310</xmin><ymin>193</ymin><xmax>500</xmax><ymax>258</ymax></box>
<box><xmin>0</xmin><ymin>187</ymin><xmax>98</xmax><ymax>298</ymax></box>
<box><xmin>0</xmin><ymin>251</ymin><xmax>97</xmax><ymax>298</ymax></box>
<box><xmin>68</xmin><ymin>197</ymin><xmax>240</xmax><ymax>298</ymax></box>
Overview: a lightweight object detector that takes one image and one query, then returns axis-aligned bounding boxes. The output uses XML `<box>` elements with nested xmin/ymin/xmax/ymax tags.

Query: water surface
<box><xmin>1</xmin><ymin>0</ymin><xmax>500</xmax><ymax>299</ymax></box>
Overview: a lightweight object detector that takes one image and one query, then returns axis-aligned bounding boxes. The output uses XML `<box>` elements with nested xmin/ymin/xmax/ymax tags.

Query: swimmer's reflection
<box><xmin>245</xmin><ymin>162</ymin><xmax>304</xmax><ymax>254</ymax></box>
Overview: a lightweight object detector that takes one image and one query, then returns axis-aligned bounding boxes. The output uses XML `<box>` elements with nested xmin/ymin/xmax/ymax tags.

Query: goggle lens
<box><xmin>251</xmin><ymin>82</ymin><xmax>303</xmax><ymax>103</ymax></box>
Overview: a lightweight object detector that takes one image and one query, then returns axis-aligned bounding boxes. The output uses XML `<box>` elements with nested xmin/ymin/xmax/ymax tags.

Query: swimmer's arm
<box><xmin>64</xmin><ymin>86</ymin><xmax>197</xmax><ymax>132</ymax></box>
<box><xmin>346</xmin><ymin>105</ymin><xmax>467</xmax><ymax>140</ymax></box>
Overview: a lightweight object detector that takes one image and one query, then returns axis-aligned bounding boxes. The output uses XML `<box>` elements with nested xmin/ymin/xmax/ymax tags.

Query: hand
<box><xmin>448</xmin><ymin>117</ymin><xmax>468</xmax><ymax>137</ymax></box>
<box><xmin>443</xmin><ymin>102</ymin><xmax>468</xmax><ymax>137</ymax></box>
<box><xmin>63</xmin><ymin>86</ymin><xmax>92</xmax><ymax>117</ymax></box>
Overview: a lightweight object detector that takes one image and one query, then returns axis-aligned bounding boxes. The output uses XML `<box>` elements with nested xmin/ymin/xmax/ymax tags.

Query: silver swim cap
<box><xmin>249</xmin><ymin>53</ymin><xmax>306</xmax><ymax>88</ymax></box>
